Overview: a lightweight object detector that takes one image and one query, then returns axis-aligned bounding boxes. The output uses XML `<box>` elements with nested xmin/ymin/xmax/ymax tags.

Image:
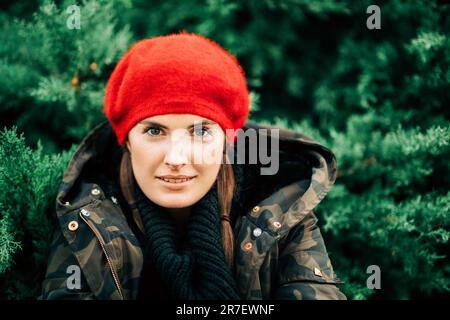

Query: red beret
<box><xmin>104</xmin><ymin>32</ymin><xmax>250</xmax><ymax>145</ymax></box>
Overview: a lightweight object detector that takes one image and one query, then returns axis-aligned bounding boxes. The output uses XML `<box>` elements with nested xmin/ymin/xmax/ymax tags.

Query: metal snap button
<box><xmin>68</xmin><ymin>221</ymin><xmax>78</xmax><ymax>231</ymax></box>
<box><xmin>243</xmin><ymin>242</ymin><xmax>253</xmax><ymax>251</ymax></box>
<box><xmin>314</xmin><ymin>267</ymin><xmax>323</xmax><ymax>277</ymax></box>
<box><xmin>80</xmin><ymin>208</ymin><xmax>90</xmax><ymax>217</ymax></box>
<box><xmin>91</xmin><ymin>188</ymin><xmax>101</xmax><ymax>196</ymax></box>
<box><xmin>252</xmin><ymin>206</ymin><xmax>260</xmax><ymax>213</ymax></box>
<box><xmin>253</xmin><ymin>228</ymin><xmax>262</xmax><ymax>237</ymax></box>
<box><xmin>273</xmin><ymin>221</ymin><xmax>282</xmax><ymax>229</ymax></box>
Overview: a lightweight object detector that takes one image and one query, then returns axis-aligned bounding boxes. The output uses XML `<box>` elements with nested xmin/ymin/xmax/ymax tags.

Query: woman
<box><xmin>41</xmin><ymin>32</ymin><xmax>346</xmax><ymax>300</ymax></box>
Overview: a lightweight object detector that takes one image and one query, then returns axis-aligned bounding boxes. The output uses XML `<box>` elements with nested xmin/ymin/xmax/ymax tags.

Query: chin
<box><xmin>154</xmin><ymin>193</ymin><xmax>197</xmax><ymax>208</ymax></box>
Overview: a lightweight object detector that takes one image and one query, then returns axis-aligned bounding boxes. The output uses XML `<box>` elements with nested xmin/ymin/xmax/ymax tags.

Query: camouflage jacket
<box><xmin>40</xmin><ymin>121</ymin><xmax>346</xmax><ymax>300</ymax></box>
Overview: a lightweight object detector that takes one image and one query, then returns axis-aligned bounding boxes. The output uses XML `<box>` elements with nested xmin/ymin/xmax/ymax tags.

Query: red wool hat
<box><xmin>104</xmin><ymin>32</ymin><xmax>250</xmax><ymax>145</ymax></box>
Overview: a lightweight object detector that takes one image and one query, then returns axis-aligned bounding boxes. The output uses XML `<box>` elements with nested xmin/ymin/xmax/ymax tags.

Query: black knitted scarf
<box><xmin>135</xmin><ymin>180</ymin><xmax>242</xmax><ymax>300</ymax></box>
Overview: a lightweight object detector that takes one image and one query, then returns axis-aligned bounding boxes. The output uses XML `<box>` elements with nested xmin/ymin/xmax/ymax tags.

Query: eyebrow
<box><xmin>138</xmin><ymin>119</ymin><xmax>217</xmax><ymax>129</ymax></box>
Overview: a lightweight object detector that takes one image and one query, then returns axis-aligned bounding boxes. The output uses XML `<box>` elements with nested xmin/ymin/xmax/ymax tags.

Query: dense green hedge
<box><xmin>0</xmin><ymin>0</ymin><xmax>449</xmax><ymax>299</ymax></box>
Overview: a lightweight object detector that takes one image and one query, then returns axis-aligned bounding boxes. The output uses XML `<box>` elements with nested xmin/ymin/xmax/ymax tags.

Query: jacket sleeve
<box><xmin>39</xmin><ymin>227</ymin><xmax>95</xmax><ymax>300</ymax></box>
<box><xmin>274</xmin><ymin>211</ymin><xmax>347</xmax><ymax>300</ymax></box>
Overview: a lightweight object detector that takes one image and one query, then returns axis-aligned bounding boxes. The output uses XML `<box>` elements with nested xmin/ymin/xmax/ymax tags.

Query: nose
<box><xmin>164</xmin><ymin>136</ymin><xmax>190</xmax><ymax>169</ymax></box>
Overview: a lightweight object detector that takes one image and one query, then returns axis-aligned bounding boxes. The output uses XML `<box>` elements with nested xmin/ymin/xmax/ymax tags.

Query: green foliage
<box><xmin>321</xmin><ymin>189</ymin><xmax>450</xmax><ymax>299</ymax></box>
<box><xmin>0</xmin><ymin>212</ymin><xmax>21</xmax><ymax>274</ymax></box>
<box><xmin>0</xmin><ymin>0</ymin><xmax>449</xmax><ymax>299</ymax></box>
<box><xmin>0</xmin><ymin>128</ymin><xmax>74</xmax><ymax>299</ymax></box>
<box><xmin>266</xmin><ymin>115</ymin><xmax>450</xmax><ymax>299</ymax></box>
<box><xmin>0</xmin><ymin>0</ymin><xmax>132</xmax><ymax>152</ymax></box>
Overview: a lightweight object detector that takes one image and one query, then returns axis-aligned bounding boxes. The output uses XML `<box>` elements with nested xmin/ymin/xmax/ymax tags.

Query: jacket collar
<box><xmin>55</xmin><ymin>121</ymin><xmax>117</xmax><ymax>216</ymax></box>
<box><xmin>234</xmin><ymin>121</ymin><xmax>336</xmax><ymax>243</ymax></box>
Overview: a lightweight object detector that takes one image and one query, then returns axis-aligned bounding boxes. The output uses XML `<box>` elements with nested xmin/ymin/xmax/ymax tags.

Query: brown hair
<box><xmin>119</xmin><ymin>148</ymin><xmax>236</xmax><ymax>269</ymax></box>
<box><xmin>216</xmin><ymin>152</ymin><xmax>236</xmax><ymax>269</ymax></box>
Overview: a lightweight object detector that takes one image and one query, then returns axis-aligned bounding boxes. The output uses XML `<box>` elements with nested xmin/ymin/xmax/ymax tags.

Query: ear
<box><xmin>123</xmin><ymin>138</ymin><xmax>131</xmax><ymax>153</ymax></box>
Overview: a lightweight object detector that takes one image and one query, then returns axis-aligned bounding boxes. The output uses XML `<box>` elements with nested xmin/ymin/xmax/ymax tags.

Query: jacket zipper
<box><xmin>79</xmin><ymin>213</ymin><xmax>124</xmax><ymax>300</ymax></box>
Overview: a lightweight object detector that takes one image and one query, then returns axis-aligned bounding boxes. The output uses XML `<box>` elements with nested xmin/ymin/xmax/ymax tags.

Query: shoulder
<box><xmin>277</xmin><ymin>211</ymin><xmax>343</xmax><ymax>286</ymax></box>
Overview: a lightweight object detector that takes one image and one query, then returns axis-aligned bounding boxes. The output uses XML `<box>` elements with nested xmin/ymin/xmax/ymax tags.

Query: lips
<box><xmin>156</xmin><ymin>176</ymin><xmax>196</xmax><ymax>184</ymax></box>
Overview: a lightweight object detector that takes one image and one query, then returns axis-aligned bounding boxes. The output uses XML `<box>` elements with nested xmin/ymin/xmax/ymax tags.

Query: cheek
<box><xmin>193</xmin><ymin>142</ymin><xmax>223</xmax><ymax>165</ymax></box>
<box><xmin>130</xmin><ymin>143</ymin><xmax>162</xmax><ymax>180</ymax></box>
<box><xmin>195</xmin><ymin>162</ymin><xmax>221</xmax><ymax>189</ymax></box>
<box><xmin>208</xmin><ymin>146</ymin><xmax>222</xmax><ymax>163</ymax></box>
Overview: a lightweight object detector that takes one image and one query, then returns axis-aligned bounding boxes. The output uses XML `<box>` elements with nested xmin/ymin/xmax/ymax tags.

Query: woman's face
<box><xmin>126</xmin><ymin>114</ymin><xmax>225</xmax><ymax>209</ymax></box>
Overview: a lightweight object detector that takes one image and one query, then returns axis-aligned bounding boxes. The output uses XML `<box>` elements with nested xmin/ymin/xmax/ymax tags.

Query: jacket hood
<box><xmin>55</xmin><ymin>121</ymin><xmax>337</xmax><ymax>231</ymax></box>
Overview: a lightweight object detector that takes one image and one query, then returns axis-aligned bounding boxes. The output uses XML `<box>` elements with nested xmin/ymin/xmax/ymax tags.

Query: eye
<box><xmin>193</xmin><ymin>127</ymin><xmax>211</xmax><ymax>138</ymax></box>
<box><xmin>145</xmin><ymin>127</ymin><xmax>162</xmax><ymax>136</ymax></box>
